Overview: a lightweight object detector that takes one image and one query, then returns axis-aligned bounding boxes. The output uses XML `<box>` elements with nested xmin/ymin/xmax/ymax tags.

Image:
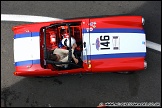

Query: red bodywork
<box><xmin>12</xmin><ymin>15</ymin><xmax>146</xmax><ymax>77</ymax></box>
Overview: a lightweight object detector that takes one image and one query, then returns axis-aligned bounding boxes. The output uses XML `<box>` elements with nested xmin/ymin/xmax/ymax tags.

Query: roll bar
<box><xmin>43</xmin><ymin>22</ymin><xmax>76</xmax><ymax>68</ymax></box>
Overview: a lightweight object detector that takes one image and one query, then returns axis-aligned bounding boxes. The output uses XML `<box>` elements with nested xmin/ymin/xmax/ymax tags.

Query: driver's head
<box><xmin>62</xmin><ymin>37</ymin><xmax>76</xmax><ymax>47</ymax></box>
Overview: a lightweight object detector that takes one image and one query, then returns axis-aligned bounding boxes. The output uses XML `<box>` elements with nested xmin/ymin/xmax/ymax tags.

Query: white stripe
<box><xmin>1</xmin><ymin>14</ymin><xmax>62</xmax><ymax>22</ymax></box>
<box><xmin>89</xmin><ymin>33</ymin><xmax>146</xmax><ymax>55</ymax></box>
<box><xmin>1</xmin><ymin>14</ymin><xmax>161</xmax><ymax>52</ymax></box>
<box><xmin>14</xmin><ymin>37</ymin><xmax>40</xmax><ymax>62</ymax></box>
<box><xmin>146</xmin><ymin>40</ymin><xmax>161</xmax><ymax>52</ymax></box>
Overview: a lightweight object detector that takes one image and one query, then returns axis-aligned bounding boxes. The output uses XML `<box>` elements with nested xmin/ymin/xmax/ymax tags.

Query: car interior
<box><xmin>40</xmin><ymin>22</ymin><xmax>83</xmax><ymax>70</ymax></box>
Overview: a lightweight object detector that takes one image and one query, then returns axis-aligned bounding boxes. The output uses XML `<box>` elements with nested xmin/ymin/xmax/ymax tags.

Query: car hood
<box><xmin>93</xmin><ymin>32</ymin><xmax>146</xmax><ymax>54</ymax></box>
<box><xmin>13</xmin><ymin>32</ymin><xmax>40</xmax><ymax>67</ymax></box>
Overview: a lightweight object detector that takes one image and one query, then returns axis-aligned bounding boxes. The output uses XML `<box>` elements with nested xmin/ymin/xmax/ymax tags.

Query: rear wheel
<box><xmin>116</xmin><ymin>71</ymin><xmax>135</xmax><ymax>74</ymax></box>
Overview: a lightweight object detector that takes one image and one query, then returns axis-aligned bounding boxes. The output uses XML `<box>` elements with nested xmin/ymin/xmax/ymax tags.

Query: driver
<box><xmin>50</xmin><ymin>39</ymin><xmax>78</xmax><ymax>67</ymax></box>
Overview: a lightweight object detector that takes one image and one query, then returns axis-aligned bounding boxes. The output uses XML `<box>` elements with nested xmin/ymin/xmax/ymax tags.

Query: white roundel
<box><xmin>62</xmin><ymin>37</ymin><xmax>76</xmax><ymax>47</ymax></box>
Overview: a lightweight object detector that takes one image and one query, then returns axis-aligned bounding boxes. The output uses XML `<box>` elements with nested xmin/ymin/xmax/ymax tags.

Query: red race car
<box><xmin>12</xmin><ymin>15</ymin><xmax>147</xmax><ymax>77</ymax></box>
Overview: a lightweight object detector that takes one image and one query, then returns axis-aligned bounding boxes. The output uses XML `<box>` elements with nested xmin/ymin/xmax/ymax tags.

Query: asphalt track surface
<box><xmin>1</xmin><ymin>1</ymin><xmax>161</xmax><ymax>107</ymax></box>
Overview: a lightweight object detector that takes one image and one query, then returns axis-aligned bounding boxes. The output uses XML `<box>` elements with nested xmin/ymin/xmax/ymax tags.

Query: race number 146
<box><xmin>100</xmin><ymin>35</ymin><xmax>110</xmax><ymax>50</ymax></box>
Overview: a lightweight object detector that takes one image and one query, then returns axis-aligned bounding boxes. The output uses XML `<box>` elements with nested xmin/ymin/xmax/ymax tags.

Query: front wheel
<box><xmin>35</xmin><ymin>76</ymin><xmax>53</xmax><ymax>78</ymax></box>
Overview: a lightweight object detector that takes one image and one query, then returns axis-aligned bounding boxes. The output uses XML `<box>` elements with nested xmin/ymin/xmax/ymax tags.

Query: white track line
<box><xmin>1</xmin><ymin>14</ymin><xmax>62</xmax><ymax>22</ymax></box>
<box><xmin>146</xmin><ymin>40</ymin><xmax>161</xmax><ymax>52</ymax></box>
<box><xmin>1</xmin><ymin>14</ymin><xmax>161</xmax><ymax>52</ymax></box>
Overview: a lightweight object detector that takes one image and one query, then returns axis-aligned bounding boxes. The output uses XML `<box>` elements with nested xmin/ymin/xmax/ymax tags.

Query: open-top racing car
<box><xmin>12</xmin><ymin>15</ymin><xmax>147</xmax><ymax>77</ymax></box>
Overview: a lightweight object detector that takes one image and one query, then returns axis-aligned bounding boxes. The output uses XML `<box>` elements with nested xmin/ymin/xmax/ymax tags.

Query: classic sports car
<box><xmin>12</xmin><ymin>15</ymin><xmax>147</xmax><ymax>77</ymax></box>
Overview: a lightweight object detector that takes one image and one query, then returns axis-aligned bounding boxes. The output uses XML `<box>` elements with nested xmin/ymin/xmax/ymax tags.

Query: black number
<box><xmin>100</xmin><ymin>35</ymin><xmax>110</xmax><ymax>50</ymax></box>
<box><xmin>101</xmin><ymin>47</ymin><xmax>110</xmax><ymax>50</ymax></box>
<box><xmin>100</xmin><ymin>35</ymin><xmax>109</xmax><ymax>41</ymax></box>
<box><xmin>100</xmin><ymin>41</ymin><xmax>110</xmax><ymax>47</ymax></box>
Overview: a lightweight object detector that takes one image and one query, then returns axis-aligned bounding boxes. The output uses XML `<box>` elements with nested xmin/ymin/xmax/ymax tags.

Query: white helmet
<box><xmin>62</xmin><ymin>37</ymin><xmax>76</xmax><ymax>47</ymax></box>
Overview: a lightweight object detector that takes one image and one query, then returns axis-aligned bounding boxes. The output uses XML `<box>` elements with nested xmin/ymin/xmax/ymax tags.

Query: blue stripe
<box><xmin>15</xmin><ymin>59</ymin><xmax>40</xmax><ymax>66</ymax></box>
<box><xmin>83</xmin><ymin>28</ymin><xmax>145</xmax><ymax>33</ymax></box>
<box><xmin>14</xmin><ymin>32</ymin><xmax>39</xmax><ymax>39</ymax></box>
<box><xmin>88</xmin><ymin>52</ymin><xmax>146</xmax><ymax>60</ymax></box>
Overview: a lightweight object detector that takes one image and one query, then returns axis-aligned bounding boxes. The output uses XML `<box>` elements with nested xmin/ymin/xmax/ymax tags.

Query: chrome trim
<box><xmin>144</xmin><ymin>61</ymin><xmax>147</xmax><ymax>69</ymax></box>
<box><xmin>142</xmin><ymin>17</ymin><xmax>145</xmax><ymax>25</ymax></box>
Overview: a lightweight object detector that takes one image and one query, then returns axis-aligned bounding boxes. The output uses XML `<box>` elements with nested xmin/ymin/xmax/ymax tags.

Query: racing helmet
<box><xmin>62</xmin><ymin>37</ymin><xmax>76</xmax><ymax>47</ymax></box>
